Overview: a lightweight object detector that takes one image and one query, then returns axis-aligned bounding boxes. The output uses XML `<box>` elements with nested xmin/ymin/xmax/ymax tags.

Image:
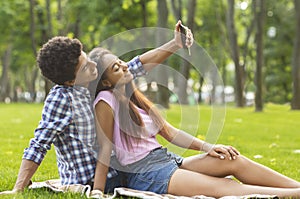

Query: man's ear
<box><xmin>102</xmin><ymin>79</ymin><xmax>112</xmax><ymax>88</ymax></box>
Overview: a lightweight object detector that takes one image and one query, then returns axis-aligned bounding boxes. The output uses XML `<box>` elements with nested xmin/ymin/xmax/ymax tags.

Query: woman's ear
<box><xmin>102</xmin><ymin>79</ymin><xmax>112</xmax><ymax>88</ymax></box>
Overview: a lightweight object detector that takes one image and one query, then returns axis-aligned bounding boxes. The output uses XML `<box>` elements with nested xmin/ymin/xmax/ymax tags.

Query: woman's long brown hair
<box><xmin>89</xmin><ymin>47</ymin><xmax>168</xmax><ymax>149</ymax></box>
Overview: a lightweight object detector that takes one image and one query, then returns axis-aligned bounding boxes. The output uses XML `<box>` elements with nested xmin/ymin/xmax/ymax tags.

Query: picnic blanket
<box><xmin>28</xmin><ymin>179</ymin><xmax>279</xmax><ymax>199</ymax></box>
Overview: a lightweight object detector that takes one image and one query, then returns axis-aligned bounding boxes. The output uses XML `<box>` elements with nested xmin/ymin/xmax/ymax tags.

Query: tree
<box><xmin>0</xmin><ymin>0</ymin><xmax>35</xmax><ymax>102</ymax></box>
<box><xmin>0</xmin><ymin>45</ymin><xmax>12</xmax><ymax>102</ymax></box>
<box><xmin>0</xmin><ymin>1</ymin><xmax>15</xmax><ymax>102</ymax></box>
<box><xmin>191</xmin><ymin>0</ymin><xmax>229</xmax><ymax>104</ymax></box>
<box><xmin>29</xmin><ymin>0</ymin><xmax>39</xmax><ymax>102</ymax></box>
<box><xmin>291</xmin><ymin>0</ymin><xmax>300</xmax><ymax>110</ymax></box>
<box><xmin>263</xmin><ymin>0</ymin><xmax>294</xmax><ymax>104</ymax></box>
<box><xmin>170</xmin><ymin>0</ymin><xmax>187</xmax><ymax>104</ymax></box>
<box><xmin>254</xmin><ymin>0</ymin><xmax>266</xmax><ymax>112</ymax></box>
<box><xmin>0</xmin><ymin>0</ymin><xmax>298</xmax><ymax>106</ymax></box>
<box><xmin>155</xmin><ymin>0</ymin><xmax>170</xmax><ymax>108</ymax></box>
<box><xmin>226</xmin><ymin>0</ymin><xmax>245</xmax><ymax>107</ymax></box>
<box><xmin>171</xmin><ymin>0</ymin><xmax>196</xmax><ymax>105</ymax></box>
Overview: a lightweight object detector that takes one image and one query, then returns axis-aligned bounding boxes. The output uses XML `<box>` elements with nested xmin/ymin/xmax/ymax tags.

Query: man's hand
<box><xmin>1</xmin><ymin>160</ymin><xmax>38</xmax><ymax>196</ymax></box>
<box><xmin>0</xmin><ymin>189</ymin><xmax>21</xmax><ymax>195</ymax></box>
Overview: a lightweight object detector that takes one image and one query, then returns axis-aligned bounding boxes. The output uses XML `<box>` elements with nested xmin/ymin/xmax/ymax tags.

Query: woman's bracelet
<box><xmin>201</xmin><ymin>142</ymin><xmax>213</xmax><ymax>152</ymax></box>
<box><xmin>201</xmin><ymin>142</ymin><xmax>207</xmax><ymax>152</ymax></box>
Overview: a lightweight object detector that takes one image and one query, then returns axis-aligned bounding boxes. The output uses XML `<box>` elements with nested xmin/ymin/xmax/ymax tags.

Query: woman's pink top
<box><xmin>94</xmin><ymin>91</ymin><xmax>161</xmax><ymax>166</ymax></box>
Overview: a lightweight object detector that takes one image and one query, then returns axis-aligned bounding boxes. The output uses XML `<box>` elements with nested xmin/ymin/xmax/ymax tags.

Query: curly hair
<box><xmin>37</xmin><ymin>36</ymin><xmax>82</xmax><ymax>85</ymax></box>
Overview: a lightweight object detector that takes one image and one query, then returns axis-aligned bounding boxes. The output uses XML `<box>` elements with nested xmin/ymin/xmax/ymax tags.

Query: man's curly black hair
<box><xmin>37</xmin><ymin>36</ymin><xmax>82</xmax><ymax>85</ymax></box>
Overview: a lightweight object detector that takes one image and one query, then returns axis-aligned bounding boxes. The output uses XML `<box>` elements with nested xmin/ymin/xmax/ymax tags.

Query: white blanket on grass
<box><xmin>28</xmin><ymin>179</ymin><xmax>278</xmax><ymax>199</ymax></box>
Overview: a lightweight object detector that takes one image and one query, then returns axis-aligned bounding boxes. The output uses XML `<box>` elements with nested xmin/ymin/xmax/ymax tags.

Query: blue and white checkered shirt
<box><xmin>128</xmin><ymin>56</ymin><xmax>147</xmax><ymax>78</ymax></box>
<box><xmin>23</xmin><ymin>56</ymin><xmax>146</xmax><ymax>185</ymax></box>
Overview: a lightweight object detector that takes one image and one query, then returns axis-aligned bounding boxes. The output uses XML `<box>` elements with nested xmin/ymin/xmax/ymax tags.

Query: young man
<box><xmin>0</xmin><ymin>21</ymin><xmax>193</xmax><ymax>195</ymax></box>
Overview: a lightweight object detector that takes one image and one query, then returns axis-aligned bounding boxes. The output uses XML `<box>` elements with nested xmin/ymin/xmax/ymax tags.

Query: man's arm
<box><xmin>14</xmin><ymin>159</ymin><xmax>39</xmax><ymax>191</ymax></box>
<box><xmin>0</xmin><ymin>159</ymin><xmax>39</xmax><ymax>194</ymax></box>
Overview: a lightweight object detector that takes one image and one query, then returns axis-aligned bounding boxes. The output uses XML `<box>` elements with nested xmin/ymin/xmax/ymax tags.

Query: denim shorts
<box><xmin>104</xmin><ymin>167</ymin><xmax>126</xmax><ymax>193</ymax></box>
<box><xmin>103</xmin><ymin>157</ymin><xmax>127</xmax><ymax>194</ymax></box>
<box><xmin>121</xmin><ymin>147</ymin><xmax>183</xmax><ymax>194</ymax></box>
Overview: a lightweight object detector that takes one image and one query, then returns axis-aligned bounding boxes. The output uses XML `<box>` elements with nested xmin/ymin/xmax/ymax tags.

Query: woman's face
<box><xmin>101</xmin><ymin>53</ymin><xmax>133</xmax><ymax>88</ymax></box>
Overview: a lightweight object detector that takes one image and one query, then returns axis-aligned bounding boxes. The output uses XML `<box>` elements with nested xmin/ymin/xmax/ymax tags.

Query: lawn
<box><xmin>0</xmin><ymin>103</ymin><xmax>299</xmax><ymax>198</ymax></box>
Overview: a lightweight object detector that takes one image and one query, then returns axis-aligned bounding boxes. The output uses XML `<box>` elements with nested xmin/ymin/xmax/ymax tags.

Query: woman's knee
<box><xmin>229</xmin><ymin>154</ymin><xmax>251</xmax><ymax>172</ymax></box>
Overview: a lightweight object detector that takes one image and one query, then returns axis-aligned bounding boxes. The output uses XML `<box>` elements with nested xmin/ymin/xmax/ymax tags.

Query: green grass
<box><xmin>0</xmin><ymin>103</ymin><xmax>300</xmax><ymax>198</ymax></box>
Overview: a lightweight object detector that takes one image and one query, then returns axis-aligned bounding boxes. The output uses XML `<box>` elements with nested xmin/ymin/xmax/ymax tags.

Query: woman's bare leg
<box><xmin>180</xmin><ymin>154</ymin><xmax>300</xmax><ymax>188</ymax></box>
<box><xmin>168</xmin><ymin>168</ymin><xmax>300</xmax><ymax>198</ymax></box>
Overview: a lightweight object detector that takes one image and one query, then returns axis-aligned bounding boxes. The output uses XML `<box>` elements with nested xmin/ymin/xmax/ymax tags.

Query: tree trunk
<box><xmin>29</xmin><ymin>0</ymin><xmax>37</xmax><ymax>57</ymax></box>
<box><xmin>155</xmin><ymin>0</ymin><xmax>170</xmax><ymax>108</ymax></box>
<box><xmin>140</xmin><ymin>0</ymin><xmax>147</xmax><ymax>27</ymax></box>
<box><xmin>197</xmin><ymin>77</ymin><xmax>204</xmax><ymax>103</ymax></box>
<box><xmin>170</xmin><ymin>0</ymin><xmax>185</xmax><ymax>103</ymax></box>
<box><xmin>140</xmin><ymin>0</ymin><xmax>149</xmax><ymax>46</ymax></box>
<box><xmin>29</xmin><ymin>0</ymin><xmax>38</xmax><ymax>102</ymax></box>
<box><xmin>254</xmin><ymin>0</ymin><xmax>266</xmax><ymax>112</ymax></box>
<box><xmin>178</xmin><ymin>59</ymin><xmax>189</xmax><ymax>104</ymax></box>
<box><xmin>226</xmin><ymin>0</ymin><xmax>245</xmax><ymax>107</ymax></box>
<box><xmin>291</xmin><ymin>0</ymin><xmax>300</xmax><ymax>110</ymax></box>
<box><xmin>45</xmin><ymin>0</ymin><xmax>54</xmax><ymax>97</ymax></box>
<box><xmin>170</xmin><ymin>0</ymin><xmax>182</xmax><ymax>20</ymax></box>
<box><xmin>74</xmin><ymin>17</ymin><xmax>81</xmax><ymax>38</ymax></box>
<box><xmin>0</xmin><ymin>45</ymin><xmax>12</xmax><ymax>102</ymax></box>
<box><xmin>215</xmin><ymin>1</ymin><xmax>227</xmax><ymax>104</ymax></box>
<box><xmin>57</xmin><ymin>0</ymin><xmax>63</xmax><ymax>35</ymax></box>
<box><xmin>46</xmin><ymin>0</ymin><xmax>53</xmax><ymax>37</ymax></box>
<box><xmin>176</xmin><ymin>0</ymin><xmax>196</xmax><ymax>105</ymax></box>
<box><xmin>31</xmin><ymin>0</ymin><xmax>53</xmax><ymax>101</ymax></box>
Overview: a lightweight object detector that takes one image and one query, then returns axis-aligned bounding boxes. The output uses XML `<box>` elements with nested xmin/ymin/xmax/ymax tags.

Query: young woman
<box><xmin>89</xmin><ymin>34</ymin><xmax>300</xmax><ymax>199</ymax></box>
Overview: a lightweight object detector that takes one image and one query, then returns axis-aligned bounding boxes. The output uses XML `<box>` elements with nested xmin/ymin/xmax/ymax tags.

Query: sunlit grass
<box><xmin>0</xmin><ymin>103</ymin><xmax>299</xmax><ymax>198</ymax></box>
<box><xmin>160</xmin><ymin>103</ymin><xmax>300</xmax><ymax>180</ymax></box>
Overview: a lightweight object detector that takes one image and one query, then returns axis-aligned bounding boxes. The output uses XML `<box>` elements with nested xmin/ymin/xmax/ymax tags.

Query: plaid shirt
<box><xmin>23</xmin><ymin>56</ymin><xmax>146</xmax><ymax>185</ymax></box>
<box><xmin>128</xmin><ymin>56</ymin><xmax>147</xmax><ymax>78</ymax></box>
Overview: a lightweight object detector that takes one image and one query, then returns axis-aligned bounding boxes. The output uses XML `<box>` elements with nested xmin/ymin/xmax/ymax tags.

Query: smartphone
<box><xmin>179</xmin><ymin>23</ymin><xmax>191</xmax><ymax>55</ymax></box>
<box><xmin>179</xmin><ymin>23</ymin><xmax>188</xmax><ymax>49</ymax></box>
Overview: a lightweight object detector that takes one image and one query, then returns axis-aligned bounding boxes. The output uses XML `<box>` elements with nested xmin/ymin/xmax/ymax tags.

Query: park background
<box><xmin>0</xmin><ymin>0</ymin><xmax>300</xmax><ymax>198</ymax></box>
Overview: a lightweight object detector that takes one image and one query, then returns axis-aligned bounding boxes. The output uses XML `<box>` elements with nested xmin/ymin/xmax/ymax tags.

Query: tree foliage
<box><xmin>0</xmin><ymin>0</ymin><xmax>299</xmax><ymax>110</ymax></box>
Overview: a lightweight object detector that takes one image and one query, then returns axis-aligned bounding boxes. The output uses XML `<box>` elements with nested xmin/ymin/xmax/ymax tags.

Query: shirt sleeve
<box><xmin>94</xmin><ymin>90</ymin><xmax>117</xmax><ymax>111</ymax></box>
<box><xmin>23</xmin><ymin>90</ymin><xmax>72</xmax><ymax>164</ymax></box>
<box><xmin>127</xmin><ymin>56</ymin><xmax>147</xmax><ymax>79</ymax></box>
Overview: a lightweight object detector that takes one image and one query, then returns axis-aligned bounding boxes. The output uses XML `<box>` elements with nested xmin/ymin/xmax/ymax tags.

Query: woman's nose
<box><xmin>121</xmin><ymin>63</ymin><xmax>128</xmax><ymax>71</ymax></box>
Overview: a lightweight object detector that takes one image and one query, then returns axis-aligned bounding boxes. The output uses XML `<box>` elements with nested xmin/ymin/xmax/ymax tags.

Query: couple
<box><xmin>1</xmin><ymin>21</ymin><xmax>300</xmax><ymax>198</ymax></box>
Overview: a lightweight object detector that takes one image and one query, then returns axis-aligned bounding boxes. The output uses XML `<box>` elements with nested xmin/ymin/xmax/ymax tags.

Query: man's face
<box><xmin>74</xmin><ymin>51</ymin><xmax>98</xmax><ymax>87</ymax></box>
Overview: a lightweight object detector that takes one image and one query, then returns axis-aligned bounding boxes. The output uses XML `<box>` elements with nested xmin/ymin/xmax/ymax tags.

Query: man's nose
<box><xmin>90</xmin><ymin>61</ymin><xmax>97</xmax><ymax>68</ymax></box>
